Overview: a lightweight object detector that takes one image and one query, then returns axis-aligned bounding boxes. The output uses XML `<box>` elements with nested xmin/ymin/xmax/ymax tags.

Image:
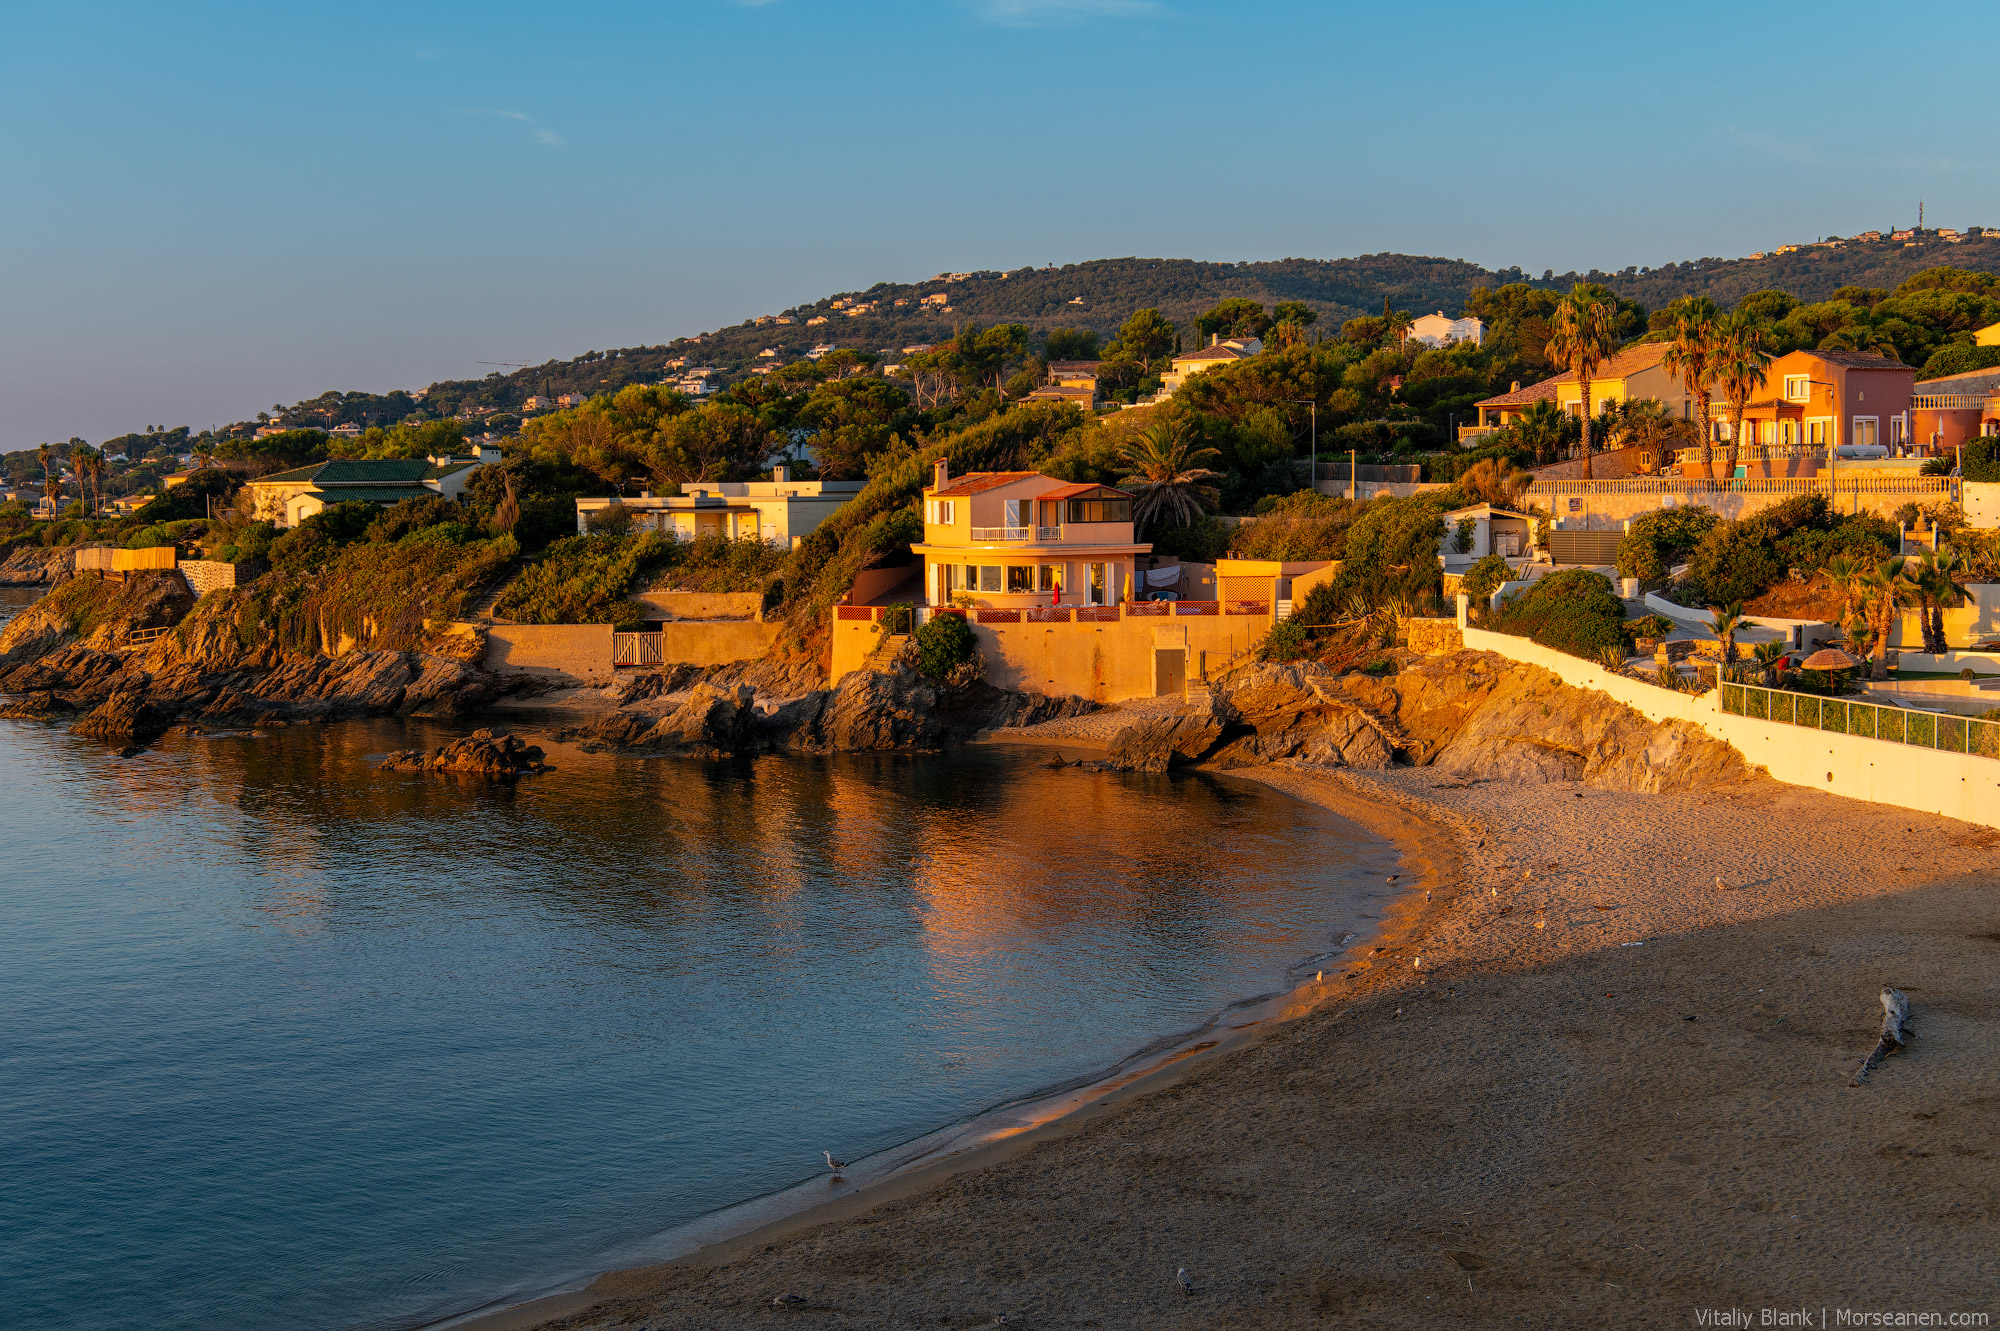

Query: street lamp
<box><xmin>1285</xmin><ymin>399</ymin><xmax>1317</xmax><ymax>494</ymax></box>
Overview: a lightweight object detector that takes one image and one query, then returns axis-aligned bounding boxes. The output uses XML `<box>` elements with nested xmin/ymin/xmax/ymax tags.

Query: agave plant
<box><xmin>1117</xmin><ymin>421</ymin><xmax>1222</xmax><ymax>534</ymax></box>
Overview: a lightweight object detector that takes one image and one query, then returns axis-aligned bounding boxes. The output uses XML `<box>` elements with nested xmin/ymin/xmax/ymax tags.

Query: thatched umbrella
<box><xmin>1800</xmin><ymin>647</ymin><xmax>1859</xmax><ymax>672</ymax></box>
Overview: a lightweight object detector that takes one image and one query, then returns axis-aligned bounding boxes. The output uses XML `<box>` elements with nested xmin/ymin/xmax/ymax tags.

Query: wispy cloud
<box><xmin>971</xmin><ymin>0</ymin><xmax>1160</xmax><ymax>26</ymax></box>
<box><xmin>464</xmin><ymin>108</ymin><xmax>565</xmax><ymax>148</ymax></box>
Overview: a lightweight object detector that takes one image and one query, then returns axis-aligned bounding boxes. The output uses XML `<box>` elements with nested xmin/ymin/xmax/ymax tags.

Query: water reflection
<box><xmin>0</xmin><ymin>712</ymin><xmax>1401</xmax><ymax>1331</ymax></box>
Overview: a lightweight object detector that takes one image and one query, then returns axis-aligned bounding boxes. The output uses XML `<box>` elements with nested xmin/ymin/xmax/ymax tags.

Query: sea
<box><xmin>0</xmin><ymin>587</ymin><xmax>1402</xmax><ymax>1330</ymax></box>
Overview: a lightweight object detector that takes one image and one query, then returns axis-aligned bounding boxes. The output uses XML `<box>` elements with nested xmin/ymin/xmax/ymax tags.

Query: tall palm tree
<box><xmin>37</xmin><ymin>442</ymin><xmax>54</xmax><ymax>516</ymax></box>
<box><xmin>1513</xmin><ymin>399</ymin><xmax>1571</xmax><ymax>465</ymax></box>
<box><xmin>88</xmin><ymin>454</ymin><xmax>106</xmax><ymax>516</ymax></box>
<box><xmin>1862</xmin><ymin>556</ymin><xmax>1912</xmax><ymax>679</ymax></box>
<box><xmin>1709</xmin><ymin>600</ymin><xmax>1745</xmax><ymax>664</ymax></box>
<box><xmin>1919</xmin><ymin>548</ymin><xmax>1964</xmax><ymax>656</ymax></box>
<box><xmin>1384</xmin><ymin>308</ymin><xmax>1413</xmax><ymax>346</ymax></box>
<box><xmin>1824</xmin><ymin>553</ymin><xmax>1864</xmax><ymax>624</ymax></box>
<box><xmin>1660</xmin><ymin>296</ymin><xmax>1721</xmax><ymax>468</ymax></box>
<box><xmin>1545</xmin><ymin>287</ymin><xmax>1619</xmax><ymax>479</ymax></box>
<box><xmin>1117</xmin><ymin>421</ymin><xmax>1222</xmax><ymax>533</ymax></box>
<box><xmin>1710</xmin><ymin>312</ymin><xmax>1768</xmax><ymax>475</ymax></box>
<box><xmin>68</xmin><ymin>445</ymin><xmax>90</xmax><ymax>516</ymax></box>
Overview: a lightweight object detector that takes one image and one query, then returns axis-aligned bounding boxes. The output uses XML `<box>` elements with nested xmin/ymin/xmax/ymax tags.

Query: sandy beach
<box><xmin>477</xmin><ymin>710</ymin><xmax>2000</xmax><ymax>1330</ymax></box>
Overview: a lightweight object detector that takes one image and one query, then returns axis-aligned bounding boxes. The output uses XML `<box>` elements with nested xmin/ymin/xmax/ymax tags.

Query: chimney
<box><xmin>1511</xmin><ymin>381</ymin><xmax>1520</xmax><ymax>393</ymax></box>
<box><xmin>933</xmin><ymin>458</ymin><xmax>949</xmax><ymax>491</ymax></box>
<box><xmin>772</xmin><ymin>464</ymin><xmax>788</xmax><ymax>483</ymax></box>
<box><xmin>1210</xmin><ymin>333</ymin><xmax>1218</xmax><ymax>347</ymax></box>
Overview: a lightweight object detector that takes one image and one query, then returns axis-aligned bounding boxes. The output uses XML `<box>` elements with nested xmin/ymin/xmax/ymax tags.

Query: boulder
<box><xmin>646</xmin><ymin>681</ymin><xmax>758</xmax><ymax>754</ymax></box>
<box><xmin>1106</xmin><ymin>691</ymin><xmax>1230</xmax><ymax>773</ymax></box>
<box><xmin>791</xmin><ymin>666</ymin><xmax>949</xmax><ymax>752</ymax></box>
<box><xmin>0</xmin><ymin>691</ymin><xmax>77</xmax><ymax>719</ymax></box>
<box><xmin>382</xmin><ymin>727</ymin><xmax>548</xmax><ymax>779</ymax></box>
<box><xmin>70</xmin><ymin>690</ymin><xmax>176</xmax><ymax>744</ymax></box>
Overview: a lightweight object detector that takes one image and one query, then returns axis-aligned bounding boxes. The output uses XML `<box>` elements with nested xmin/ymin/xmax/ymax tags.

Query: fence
<box><xmin>1721</xmin><ymin>680</ymin><xmax>2000</xmax><ymax>759</ymax></box>
<box><xmin>1529</xmin><ymin>476</ymin><xmax>1952</xmax><ymax>497</ymax></box>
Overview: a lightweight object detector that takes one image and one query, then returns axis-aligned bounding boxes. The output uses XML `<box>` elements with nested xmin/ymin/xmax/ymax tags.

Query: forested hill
<box><xmin>191</xmin><ymin>233</ymin><xmax>2000</xmax><ymax>437</ymax></box>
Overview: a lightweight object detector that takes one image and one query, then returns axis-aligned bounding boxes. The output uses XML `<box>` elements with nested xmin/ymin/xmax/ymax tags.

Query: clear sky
<box><xmin>3</xmin><ymin>0</ymin><xmax>1992</xmax><ymax>450</ymax></box>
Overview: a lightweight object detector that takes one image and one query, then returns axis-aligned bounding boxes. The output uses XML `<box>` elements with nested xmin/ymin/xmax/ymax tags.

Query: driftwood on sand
<box><xmin>1849</xmin><ymin>987</ymin><xmax>1912</xmax><ymax>1086</ymax></box>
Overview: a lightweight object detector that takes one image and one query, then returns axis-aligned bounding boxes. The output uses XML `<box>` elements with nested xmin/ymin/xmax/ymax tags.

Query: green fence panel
<box><xmin>1748</xmin><ymin>687</ymin><xmax>1770</xmax><ymax>721</ymax></box>
<box><xmin>1819</xmin><ymin>699</ymin><xmax>1846</xmax><ymax>733</ymax></box>
<box><xmin>1722</xmin><ymin>683</ymin><xmax>1744</xmax><ymax>716</ymax></box>
<box><xmin>1974</xmin><ymin>718</ymin><xmax>2000</xmax><ymax>760</ymax></box>
<box><xmin>1908</xmin><ymin>711</ymin><xmax>1936</xmax><ymax>748</ymax></box>
<box><xmin>1882</xmin><ymin>708</ymin><xmax>1908</xmax><ymax>746</ymax></box>
<box><xmin>1939</xmin><ymin>715</ymin><xmax>1969</xmax><ymax>754</ymax></box>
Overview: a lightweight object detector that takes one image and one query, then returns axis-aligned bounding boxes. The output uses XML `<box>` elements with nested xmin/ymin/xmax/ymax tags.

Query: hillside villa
<box><xmin>573</xmin><ymin>467</ymin><xmax>862</xmax><ymax>546</ymax></box>
<box><xmin>244</xmin><ymin>446</ymin><xmax>501</xmax><ymax>527</ymax></box>
<box><xmin>1674</xmin><ymin>349</ymin><xmax>1916</xmax><ymax>475</ymax></box>
<box><xmin>1160</xmin><ymin>335</ymin><xmax>1262</xmax><ymax>394</ymax></box>
<box><xmin>1408</xmin><ymin>313</ymin><xmax>1485</xmax><ymax>348</ymax></box>
<box><xmin>1466</xmin><ymin>342</ymin><xmax>1698</xmax><ymax>444</ymax></box>
<box><xmin>912</xmin><ymin>461</ymin><xmax>1149</xmax><ymax>607</ymax></box>
<box><xmin>1023</xmin><ymin>360</ymin><xmax>1103</xmax><ymax>409</ymax></box>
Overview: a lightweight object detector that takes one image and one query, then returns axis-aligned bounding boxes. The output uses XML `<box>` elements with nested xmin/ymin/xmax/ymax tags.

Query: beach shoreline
<box><xmin>431</xmin><ymin>721</ymin><xmax>1452</xmax><ymax>1331</ymax></box>
<box><xmin>466</xmin><ymin>720</ymin><xmax>2000</xmax><ymax>1330</ymax></box>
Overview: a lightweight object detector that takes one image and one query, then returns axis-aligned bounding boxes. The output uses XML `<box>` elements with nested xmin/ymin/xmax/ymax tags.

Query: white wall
<box><xmin>1461</xmin><ymin>626</ymin><xmax>2000</xmax><ymax>831</ymax></box>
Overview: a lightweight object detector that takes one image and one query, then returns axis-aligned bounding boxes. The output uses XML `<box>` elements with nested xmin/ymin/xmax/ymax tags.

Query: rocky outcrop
<box><xmin>0</xmin><ymin>544</ymin><xmax>80</xmax><ymax>586</ymax></box>
<box><xmin>1101</xmin><ymin>653</ymin><xmax>1746</xmax><ymax>793</ymax></box>
<box><xmin>382</xmin><ymin>728</ymin><xmax>548</xmax><ymax>778</ymax></box>
<box><xmin>1106</xmin><ymin>664</ymin><xmax>1397</xmax><ymax>774</ymax></box>
<box><xmin>0</xmin><ymin>570</ymin><xmax>514</xmax><ymax>748</ymax></box>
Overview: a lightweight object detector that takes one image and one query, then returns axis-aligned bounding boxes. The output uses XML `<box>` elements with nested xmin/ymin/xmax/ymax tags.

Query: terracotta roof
<box><xmin>1047</xmin><ymin>360</ymin><xmax>1103</xmax><ymax>373</ymax></box>
<box><xmin>1914</xmin><ymin>366</ymin><xmax>2000</xmax><ymax>391</ymax></box>
<box><xmin>1025</xmin><ymin>385</ymin><xmax>1096</xmax><ymax>402</ymax></box>
<box><xmin>1473</xmin><ymin>379</ymin><xmax>1560</xmax><ymax>409</ymax></box>
<box><xmin>1808</xmin><ymin>350</ymin><xmax>1911</xmax><ymax>370</ymax></box>
<box><xmin>1038</xmin><ymin>482</ymin><xmax>1134</xmax><ymax>500</ymax></box>
<box><xmin>927</xmin><ymin>470</ymin><xmax>1041</xmax><ymax>498</ymax></box>
<box><xmin>1175</xmin><ymin>344</ymin><xmax>1250</xmax><ymax>363</ymax></box>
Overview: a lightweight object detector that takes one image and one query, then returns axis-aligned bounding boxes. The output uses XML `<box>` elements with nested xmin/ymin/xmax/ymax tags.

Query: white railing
<box><xmin>970</xmin><ymin>526</ymin><xmax>1031</xmax><ymax>542</ymax></box>
<box><xmin>1721</xmin><ymin>681</ymin><xmax>2000</xmax><ymax>759</ymax></box>
<box><xmin>1528</xmin><ymin>477</ymin><xmax>1951</xmax><ymax>495</ymax></box>
<box><xmin>1037</xmin><ymin>526</ymin><xmax>1062</xmax><ymax>541</ymax></box>
<box><xmin>1912</xmin><ymin>394</ymin><xmax>1992</xmax><ymax>410</ymax></box>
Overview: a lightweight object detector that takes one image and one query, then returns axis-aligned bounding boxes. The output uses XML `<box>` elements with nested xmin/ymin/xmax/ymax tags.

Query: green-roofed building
<box><xmin>243</xmin><ymin>447</ymin><xmax>498</xmax><ymax>527</ymax></box>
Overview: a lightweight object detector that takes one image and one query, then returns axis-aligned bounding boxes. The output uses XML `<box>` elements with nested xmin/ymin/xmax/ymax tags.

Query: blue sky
<box><xmin>3</xmin><ymin>0</ymin><xmax>1993</xmax><ymax>450</ymax></box>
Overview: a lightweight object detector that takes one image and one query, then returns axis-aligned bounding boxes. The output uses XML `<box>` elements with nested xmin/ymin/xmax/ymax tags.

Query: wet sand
<box><xmin>481</xmin><ymin>730</ymin><xmax>2000</xmax><ymax>1329</ymax></box>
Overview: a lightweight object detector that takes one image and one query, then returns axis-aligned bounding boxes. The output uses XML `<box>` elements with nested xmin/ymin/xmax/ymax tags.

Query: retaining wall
<box><xmin>631</xmin><ymin>590</ymin><xmax>763</xmax><ymax>620</ymax></box>
<box><xmin>659</xmin><ymin>619</ymin><xmax>782</xmax><ymax>666</ymax></box>
<box><xmin>485</xmin><ymin>624</ymin><xmax>616</xmax><ymax>684</ymax></box>
<box><xmin>1459</xmin><ymin>621</ymin><xmax>2000</xmax><ymax>831</ymax></box>
<box><xmin>181</xmin><ymin>560</ymin><xmax>245</xmax><ymax>596</ymax></box>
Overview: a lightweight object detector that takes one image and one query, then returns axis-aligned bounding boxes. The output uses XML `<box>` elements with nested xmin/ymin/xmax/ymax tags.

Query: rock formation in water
<box><xmin>381</xmin><ymin>728</ymin><xmax>548</xmax><ymax>778</ymax></box>
<box><xmin>0</xmin><ymin>544</ymin><xmax>82</xmax><ymax>586</ymax></box>
<box><xmin>564</xmin><ymin>663</ymin><xmax>1097</xmax><ymax>758</ymax></box>
<box><xmin>1104</xmin><ymin>654</ymin><xmax>1745</xmax><ymax>793</ymax></box>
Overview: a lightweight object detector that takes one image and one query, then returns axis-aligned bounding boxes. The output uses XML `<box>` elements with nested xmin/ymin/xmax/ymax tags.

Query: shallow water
<box><xmin>0</xmin><ymin>625</ymin><xmax>1401</xmax><ymax>1330</ymax></box>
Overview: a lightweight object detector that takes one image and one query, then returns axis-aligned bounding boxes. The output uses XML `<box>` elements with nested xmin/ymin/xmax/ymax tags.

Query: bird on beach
<box><xmin>1176</xmin><ymin>1267</ymin><xmax>1196</xmax><ymax>1297</ymax></box>
<box><xmin>1387</xmin><ymin>873</ymin><xmax>1399</xmax><ymax>884</ymax></box>
<box><xmin>823</xmin><ymin>1151</ymin><xmax>849</xmax><ymax>1173</ymax></box>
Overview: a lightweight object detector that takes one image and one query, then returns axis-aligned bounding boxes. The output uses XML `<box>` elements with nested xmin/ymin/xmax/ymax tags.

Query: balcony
<box><xmin>968</xmin><ymin>526</ymin><xmax>1067</xmax><ymax>542</ymax></box>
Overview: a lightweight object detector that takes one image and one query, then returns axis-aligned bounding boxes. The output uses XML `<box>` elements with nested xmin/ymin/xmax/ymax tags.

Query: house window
<box><xmin>978</xmin><ymin>566</ymin><xmax>1002</xmax><ymax>592</ymax></box>
<box><xmin>1038</xmin><ymin>564</ymin><xmax>1061</xmax><ymax>592</ymax></box>
<box><xmin>1890</xmin><ymin>416</ymin><xmax>1907</xmax><ymax>446</ymax></box>
<box><xmin>1065</xmin><ymin>497</ymin><xmax>1132</xmax><ymax>524</ymax></box>
<box><xmin>925</xmin><ymin>499</ymin><xmax>956</xmax><ymax>525</ymax></box>
<box><xmin>1088</xmin><ymin>563</ymin><xmax>1108</xmax><ymax>604</ymax></box>
<box><xmin>1783</xmin><ymin>375</ymin><xmax>1810</xmax><ymax>402</ymax></box>
<box><xmin>1807</xmin><ymin>419</ymin><xmax>1829</xmax><ymax>446</ymax></box>
<box><xmin>1779</xmin><ymin>420</ymin><xmax>1798</xmax><ymax>447</ymax></box>
<box><xmin>1006</xmin><ymin>565</ymin><xmax>1034</xmax><ymax>593</ymax></box>
<box><xmin>1853</xmin><ymin>417</ymin><xmax>1878</xmax><ymax>449</ymax></box>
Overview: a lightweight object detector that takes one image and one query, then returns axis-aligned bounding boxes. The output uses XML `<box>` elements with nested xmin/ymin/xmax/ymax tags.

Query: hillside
<box><xmin>52</xmin><ymin>233</ymin><xmax>2000</xmax><ymax>445</ymax></box>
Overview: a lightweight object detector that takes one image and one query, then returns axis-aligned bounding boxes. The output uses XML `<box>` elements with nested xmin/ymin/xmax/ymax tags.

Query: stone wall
<box><xmin>1404</xmin><ymin>618</ymin><xmax>1463</xmax><ymax>656</ymax></box>
<box><xmin>180</xmin><ymin>560</ymin><xmax>241</xmax><ymax>597</ymax></box>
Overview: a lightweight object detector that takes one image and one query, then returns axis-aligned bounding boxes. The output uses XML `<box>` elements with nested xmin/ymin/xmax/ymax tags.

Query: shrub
<box><xmin>585</xmin><ymin>501</ymin><xmax>634</xmax><ymax>535</ymax></box>
<box><xmin>1687</xmin><ymin>520</ymin><xmax>1786</xmax><ymax>604</ymax></box>
<box><xmin>913</xmin><ymin>612</ymin><xmax>977</xmax><ymax>679</ymax></box>
<box><xmin>366</xmin><ymin>495</ymin><xmax>467</xmax><ymax>543</ymax></box>
<box><xmin>1231</xmin><ymin>491</ymin><xmax>1363</xmax><ymax>561</ymax></box>
<box><xmin>1616</xmin><ymin>505</ymin><xmax>1718</xmax><ymax>581</ymax></box>
<box><xmin>1489</xmin><ymin>568</ymin><xmax>1629</xmax><ymax>661</ymax></box>
<box><xmin>1150</xmin><ymin>514</ymin><xmax>1230</xmax><ymax>562</ymax></box>
<box><xmin>1330</xmin><ymin>495</ymin><xmax>1446</xmax><ymax>609</ymax></box>
<box><xmin>1459</xmin><ymin>554</ymin><xmax>1512</xmax><ymax>607</ymax></box>
<box><xmin>881</xmin><ymin>602</ymin><xmax>914</xmax><ymax>635</ymax></box>
<box><xmin>1360</xmin><ymin>656</ymin><xmax>1395</xmax><ymax>676</ymax></box>
<box><xmin>497</xmin><ymin>532</ymin><xmax>672</xmax><ymax>628</ymax></box>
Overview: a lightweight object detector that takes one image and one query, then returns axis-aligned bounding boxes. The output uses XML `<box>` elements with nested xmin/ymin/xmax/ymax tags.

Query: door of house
<box><xmin>1853</xmin><ymin>417</ymin><xmax>1878</xmax><ymax>449</ymax></box>
<box><xmin>1154</xmin><ymin>648</ymin><xmax>1186</xmax><ymax>698</ymax></box>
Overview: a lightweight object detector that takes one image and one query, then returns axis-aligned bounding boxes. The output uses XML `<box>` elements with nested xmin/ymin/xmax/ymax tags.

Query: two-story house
<box><xmin>1686</xmin><ymin>349</ymin><xmax>1915</xmax><ymax>471</ymax></box>
<box><xmin>912</xmin><ymin>462</ymin><xmax>1150</xmax><ymax>608</ymax></box>
<box><xmin>1161</xmin><ymin>336</ymin><xmax>1262</xmax><ymax>394</ymax></box>
<box><xmin>1408</xmin><ymin>312</ymin><xmax>1485</xmax><ymax>348</ymax></box>
<box><xmin>1467</xmin><ymin>341</ymin><xmax>1701</xmax><ymax>444</ymax></box>
<box><xmin>573</xmin><ymin>466</ymin><xmax>862</xmax><ymax>545</ymax></box>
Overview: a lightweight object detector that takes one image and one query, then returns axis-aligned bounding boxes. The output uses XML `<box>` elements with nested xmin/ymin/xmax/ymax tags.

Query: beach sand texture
<box><xmin>513</xmin><ymin>760</ymin><xmax>2000</xmax><ymax>1330</ymax></box>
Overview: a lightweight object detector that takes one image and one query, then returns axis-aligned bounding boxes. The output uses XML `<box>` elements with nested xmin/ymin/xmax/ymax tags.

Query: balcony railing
<box><xmin>1912</xmin><ymin>394</ymin><xmax>1995</xmax><ymax>411</ymax></box>
<box><xmin>968</xmin><ymin>526</ymin><xmax>1067</xmax><ymax>542</ymax></box>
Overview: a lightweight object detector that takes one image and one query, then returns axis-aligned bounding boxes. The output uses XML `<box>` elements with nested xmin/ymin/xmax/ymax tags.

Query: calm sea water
<box><xmin>0</xmin><ymin>589</ymin><xmax>1401</xmax><ymax>1330</ymax></box>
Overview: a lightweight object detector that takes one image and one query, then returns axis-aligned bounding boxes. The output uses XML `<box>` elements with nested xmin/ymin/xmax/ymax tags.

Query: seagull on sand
<box><xmin>823</xmin><ymin>1151</ymin><xmax>849</xmax><ymax>1173</ymax></box>
<box><xmin>1176</xmin><ymin>1267</ymin><xmax>1196</xmax><ymax>1296</ymax></box>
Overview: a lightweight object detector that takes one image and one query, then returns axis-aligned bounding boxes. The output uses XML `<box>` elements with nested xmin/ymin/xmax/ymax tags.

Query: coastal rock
<box><xmin>1106</xmin><ymin>691</ymin><xmax>1230</xmax><ymax>773</ymax></box>
<box><xmin>71</xmin><ymin>690</ymin><xmax>176</xmax><ymax>744</ymax></box>
<box><xmin>0</xmin><ymin>690</ymin><xmax>77</xmax><ymax>719</ymax></box>
<box><xmin>382</xmin><ymin>728</ymin><xmax>548</xmax><ymax>778</ymax></box>
<box><xmin>0</xmin><ymin>544</ymin><xmax>81</xmax><ymax>586</ymax></box>
<box><xmin>648</xmin><ymin>681</ymin><xmax>759</xmax><ymax>754</ymax></box>
<box><xmin>794</xmin><ymin>666</ymin><xmax>948</xmax><ymax>751</ymax></box>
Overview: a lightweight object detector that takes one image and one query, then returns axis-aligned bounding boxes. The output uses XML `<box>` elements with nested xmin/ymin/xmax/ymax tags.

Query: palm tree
<box><xmin>88</xmin><ymin>454</ymin><xmax>106</xmax><ymax>516</ymax></box>
<box><xmin>1384</xmin><ymin>308</ymin><xmax>1413</xmax><ymax>346</ymax></box>
<box><xmin>1861</xmin><ymin>556</ymin><xmax>1911</xmax><ymax>679</ymax></box>
<box><xmin>1825</xmin><ymin>553</ymin><xmax>1864</xmax><ymax>624</ymax></box>
<box><xmin>1710</xmin><ymin>312</ymin><xmax>1768</xmax><ymax>475</ymax></box>
<box><xmin>1709</xmin><ymin>600</ymin><xmax>1745</xmax><ymax>664</ymax></box>
<box><xmin>1513</xmin><ymin>399</ymin><xmax>1571</xmax><ymax>465</ymax></box>
<box><xmin>1660</xmin><ymin>296</ymin><xmax>1721</xmax><ymax>468</ymax></box>
<box><xmin>68</xmin><ymin>445</ymin><xmax>90</xmax><ymax>516</ymax></box>
<box><xmin>1545</xmin><ymin>287</ymin><xmax>1619</xmax><ymax>479</ymax></box>
<box><xmin>37</xmin><ymin>442</ymin><xmax>54</xmax><ymax>516</ymax></box>
<box><xmin>1752</xmin><ymin>639</ymin><xmax>1786</xmax><ymax>685</ymax></box>
<box><xmin>1117</xmin><ymin>421</ymin><xmax>1222</xmax><ymax>533</ymax></box>
<box><xmin>1921</xmin><ymin>548</ymin><xmax>1964</xmax><ymax>656</ymax></box>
